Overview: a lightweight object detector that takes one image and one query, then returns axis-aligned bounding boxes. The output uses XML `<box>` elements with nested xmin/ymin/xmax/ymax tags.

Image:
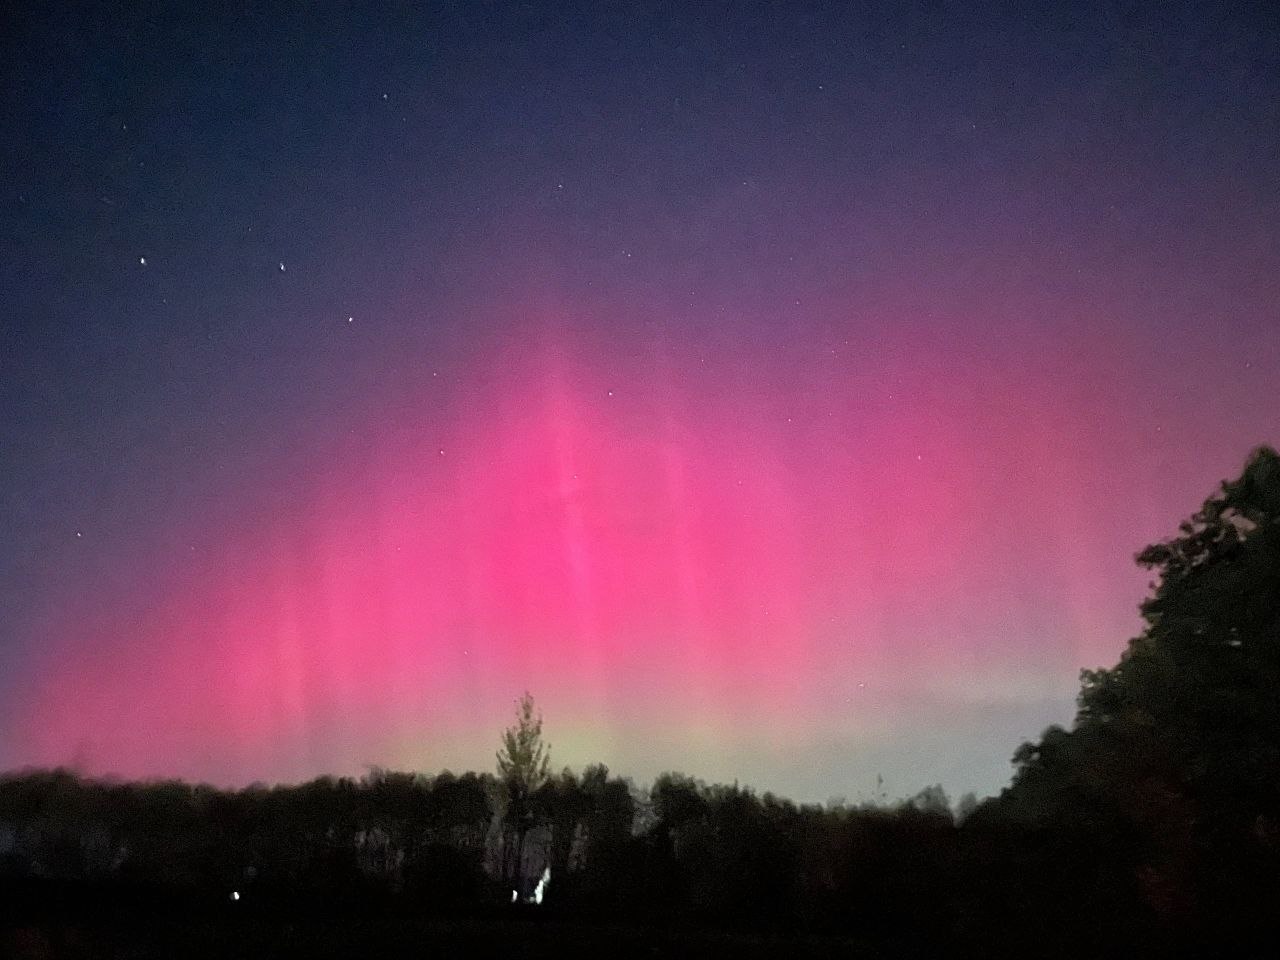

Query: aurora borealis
<box><xmin>2</xmin><ymin>2</ymin><xmax>1277</xmax><ymax>802</ymax></box>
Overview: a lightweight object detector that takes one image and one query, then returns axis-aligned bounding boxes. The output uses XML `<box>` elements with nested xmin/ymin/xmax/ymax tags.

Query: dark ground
<box><xmin>3</xmin><ymin>916</ymin><xmax>873</xmax><ymax>960</ymax></box>
<box><xmin>0</xmin><ymin>880</ymin><xmax>881</xmax><ymax>960</ymax></box>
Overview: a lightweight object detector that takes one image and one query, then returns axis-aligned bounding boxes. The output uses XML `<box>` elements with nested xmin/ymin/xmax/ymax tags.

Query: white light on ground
<box><xmin>533</xmin><ymin>866</ymin><xmax>550</xmax><ymax>905</ymax></box>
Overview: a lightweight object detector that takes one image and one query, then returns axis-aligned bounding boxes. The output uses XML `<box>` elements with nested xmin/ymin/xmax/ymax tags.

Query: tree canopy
<box><xmin>496</xmin><ymin>692</ymin><xmax>551</xmax><ymax>802</ymax></box>
<box><xmin>495</xmin><ymin>692</ymin><xmax>551</xmax><ymax>890</ymax></box>
<box><xmin>1006</xmin><ymin>445</ymin><xmax>1280</xmax><ymax>939</ymax></box>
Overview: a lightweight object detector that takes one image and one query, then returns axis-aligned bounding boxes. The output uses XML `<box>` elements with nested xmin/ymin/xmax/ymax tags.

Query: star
<box><xmin>347</xmin><ymin>316</ymin><xmax>353</xmax><ymax>323</ymax></box>
<box><xmin>279</xmin><ymin>262</ymin><xmax>286</xmax><ymax>272</ymax></box>
<box><xmin>138</xmin><ymin>256</ymin><xmax>146</xmax><ymax>266</ymax></box>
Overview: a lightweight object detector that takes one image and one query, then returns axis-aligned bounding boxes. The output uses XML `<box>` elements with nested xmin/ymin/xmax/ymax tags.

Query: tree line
<box><xmin>2</xmin><ymin>446</ymin><xmax>1278</xmax><ymax>957</ymax></box>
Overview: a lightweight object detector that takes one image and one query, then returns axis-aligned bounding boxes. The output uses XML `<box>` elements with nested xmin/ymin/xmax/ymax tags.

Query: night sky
<box><xmin>2</xmin><ymin>1</ymin><xmax>1277</xmax><ymax>802</ymax></box>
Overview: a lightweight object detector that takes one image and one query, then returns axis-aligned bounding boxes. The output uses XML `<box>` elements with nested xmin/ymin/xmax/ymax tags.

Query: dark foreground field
<box><xmin>0</xmin><ymin>878</ymin><xmax>1232</xmax><ymax>960</ymax></box>
<box><xmin>4</xmin><ymin>919</ymin><xmax>873</xmax><ymax>960</ymax></box>
<box><xmin>2</xmin><ymin>885</ymin><xmax>872</xmax><ymax>960</ymax></box>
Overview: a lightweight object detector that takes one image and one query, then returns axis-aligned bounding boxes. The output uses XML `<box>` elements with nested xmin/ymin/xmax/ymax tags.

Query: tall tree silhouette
<box><xmin>1007</xmin><ymin>445</ymin><xmax>1280</xmax><ymax>941</ymax></box>
<box><xmin>496</xmin><ymin>692</ymin><xmax>551</xmax><ymax>892</ymax></box>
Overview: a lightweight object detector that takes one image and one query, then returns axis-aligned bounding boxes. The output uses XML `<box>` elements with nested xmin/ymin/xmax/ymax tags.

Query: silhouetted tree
<box><xmin>532</xmin><ymin>768</ymin><xmax>588</xmax><ymax>884</ymax></box>
<box><xmin>579</xmin><ymin>763</ymin><xmax>634</xmax><ymax>865</ymax></box>
<box><xmin>1006</xmin><ymin>445</ymin><xmax>1280</xmax><ymax>947</ymax></box>
<box><xmin>904</xmin><ymin>784</ymin><xmax>951</xmax><ymax>815</ymax></box>
<box><xmin>495</xmin><ymin>692</ymin><xmax>551</xmax><ymax>892</ymax></box>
